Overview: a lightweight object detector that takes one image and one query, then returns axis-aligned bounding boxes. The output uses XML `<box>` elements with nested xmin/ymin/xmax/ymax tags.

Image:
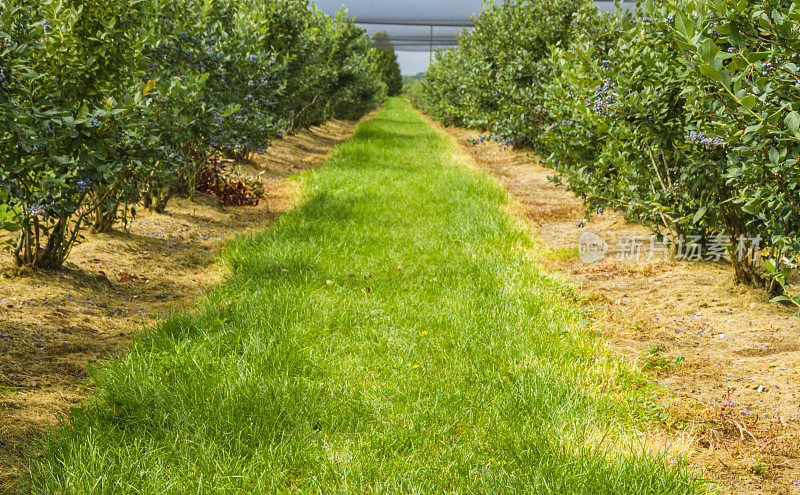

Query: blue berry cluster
<box><xmin>76</xmin><ymin>179</ymin><xmax>92</xmax><ymax>193</ymax></box>
<box><xmin>180</xmin><ymin>31</ymin><xmax>198</xmax><ymax>43</ymax></box>
<box><xmin>467</xmin><ymin>134</ymin><xmax>492</xmax><ymax>145</ymax></box>
<box><xmin>466</xmin><ymin>132</ymin><xmax>517</xmax><ymax>148</ymax></box>
<box><xmin>28</xmin><ymin>204</ymin><xmax>46</xmax><ymax>218</ymax></box>
<box><xmin>589</xmin><ymin>78</ymin><xmax>617</xmax><ymax>116</ymax></box>
<box><xmin>684</xmin><ymin>130</ymin><xmax>725</xmax><ymax>149</ymax></box>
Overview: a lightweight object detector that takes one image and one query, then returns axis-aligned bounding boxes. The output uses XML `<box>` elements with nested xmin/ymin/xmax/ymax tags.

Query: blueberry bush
<box><xmin>0</xmin><ymin>0</ymin><xmax>385</xmax><ymax>270</ymax></box>
<box><xmin>372</xmin><ymin>31</ymin><xmax>403</xmax><ymax>97</ymax></box>
<box><xmin>670</xmin><ymin>0</ymin><xmax>800</xmax><ymax>292</ymax></box>
<box><xmin>413</xmin><ymin>0</ymin><xmax>799</xmax><ymax>294</ymax></box>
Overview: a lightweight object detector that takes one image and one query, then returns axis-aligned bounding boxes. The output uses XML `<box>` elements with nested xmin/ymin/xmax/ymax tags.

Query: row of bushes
<box><xmin>411</xmin><ymin>0</ymin><xmax>800</xmax><ymax>296</ymax></box>
<box><xmin>0</xmin><ymin>0</ymin><xmax>386</xmax><ymax>270</ymax></box>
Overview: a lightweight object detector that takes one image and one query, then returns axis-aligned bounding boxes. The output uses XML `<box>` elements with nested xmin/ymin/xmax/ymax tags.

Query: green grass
<box><xmin>23</xmin><ymin>98</ymin><xmax>701</xmax><ymax>494</ymax></box>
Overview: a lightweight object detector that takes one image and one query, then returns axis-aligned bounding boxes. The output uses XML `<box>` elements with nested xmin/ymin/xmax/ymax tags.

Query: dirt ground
<box><xmin>440</xmin><ymin>122</ymin><xmax>800</xmax><ymax>494</ymax></box>
<box><xmin>0</xmin><ymin>117</ymin><xmax>364</xmax><ymax>492</ymax></box>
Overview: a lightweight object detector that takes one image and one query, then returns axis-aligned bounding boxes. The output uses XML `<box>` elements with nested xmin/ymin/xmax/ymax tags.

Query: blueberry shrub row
<box><xmin>0</xmin><ymin>0</ymin><xmax>386</xmax><ymax>269</ymax></box>
<box><xmin>410</xmin><ymin>0</ymin><xmax>800</xmax><ymax>296</ymax></box>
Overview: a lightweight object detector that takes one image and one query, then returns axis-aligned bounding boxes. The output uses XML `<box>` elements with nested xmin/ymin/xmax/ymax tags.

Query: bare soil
<box><xmin>440</xmin><ymin>122</ymin><xmax>800</xmax><ymax>495</ymax></box>
<box><xmin>0</xmin><ymin>117</ymin><xmax>364</xmax><ymax>492</ymax></box>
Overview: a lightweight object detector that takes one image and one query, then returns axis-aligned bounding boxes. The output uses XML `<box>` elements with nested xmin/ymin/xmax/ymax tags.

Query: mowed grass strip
<box><xmin>24</xmin><ymin>99</ymin><xmax>701</xmax><ymax>494</ymax></box>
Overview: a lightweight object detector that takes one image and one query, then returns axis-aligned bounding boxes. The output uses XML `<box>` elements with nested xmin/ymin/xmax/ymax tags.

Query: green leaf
<box><xmin>700</xmin><ymin>40</ymin><xmax>719</xmax><ymax>63</ymax></box>
<box><xmin>692</xmin><ymin>206</ymin><xmax>708</xmax><ymax>224</ymax></box>
<box><xmin>740</xmin><ymin>94</ymin><xmax>756</xmax><ymax>110</ymax></box>
<box><xmin>674</xmin><ymin>12</ymin><xmax>694</xmax><ymax>38</ymax></box>
<box><xmin>745</xmin><ymin>51</ymin><xmax>770</xmax><ymax>63</ymax></box>
<box><xmin>785</xmin><ymin>111</ymin><xmax>800</xmax><ymax>138</ymax></box>
<box><xmin>699</xmin><ymin>63</ymin><xmax>723</xmax><ymax>82</ymax></box>
<box><xmin>769</xmin><ymin>147</ymin><xmax>780</xmax><ymax>164</ymax></box>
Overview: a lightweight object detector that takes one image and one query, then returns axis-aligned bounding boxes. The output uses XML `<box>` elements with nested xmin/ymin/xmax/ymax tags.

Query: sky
<box><xmin>310</xmin><ymin>0</ymin><xmax>485</xmax><ymax>75</ymax></box>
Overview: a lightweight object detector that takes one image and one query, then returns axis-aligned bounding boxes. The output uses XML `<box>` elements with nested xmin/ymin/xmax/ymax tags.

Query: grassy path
<box><xmin>26</xmin><ymin>99</ymin><xmax>699</xmax><ymax>493</ymax></box>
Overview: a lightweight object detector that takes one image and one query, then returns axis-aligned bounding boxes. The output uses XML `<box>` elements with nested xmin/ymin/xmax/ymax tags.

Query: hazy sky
<box><xmin>311</xmin><ymin>0</ymin><xmax>486</xmax><ymax>75</ymax></box>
